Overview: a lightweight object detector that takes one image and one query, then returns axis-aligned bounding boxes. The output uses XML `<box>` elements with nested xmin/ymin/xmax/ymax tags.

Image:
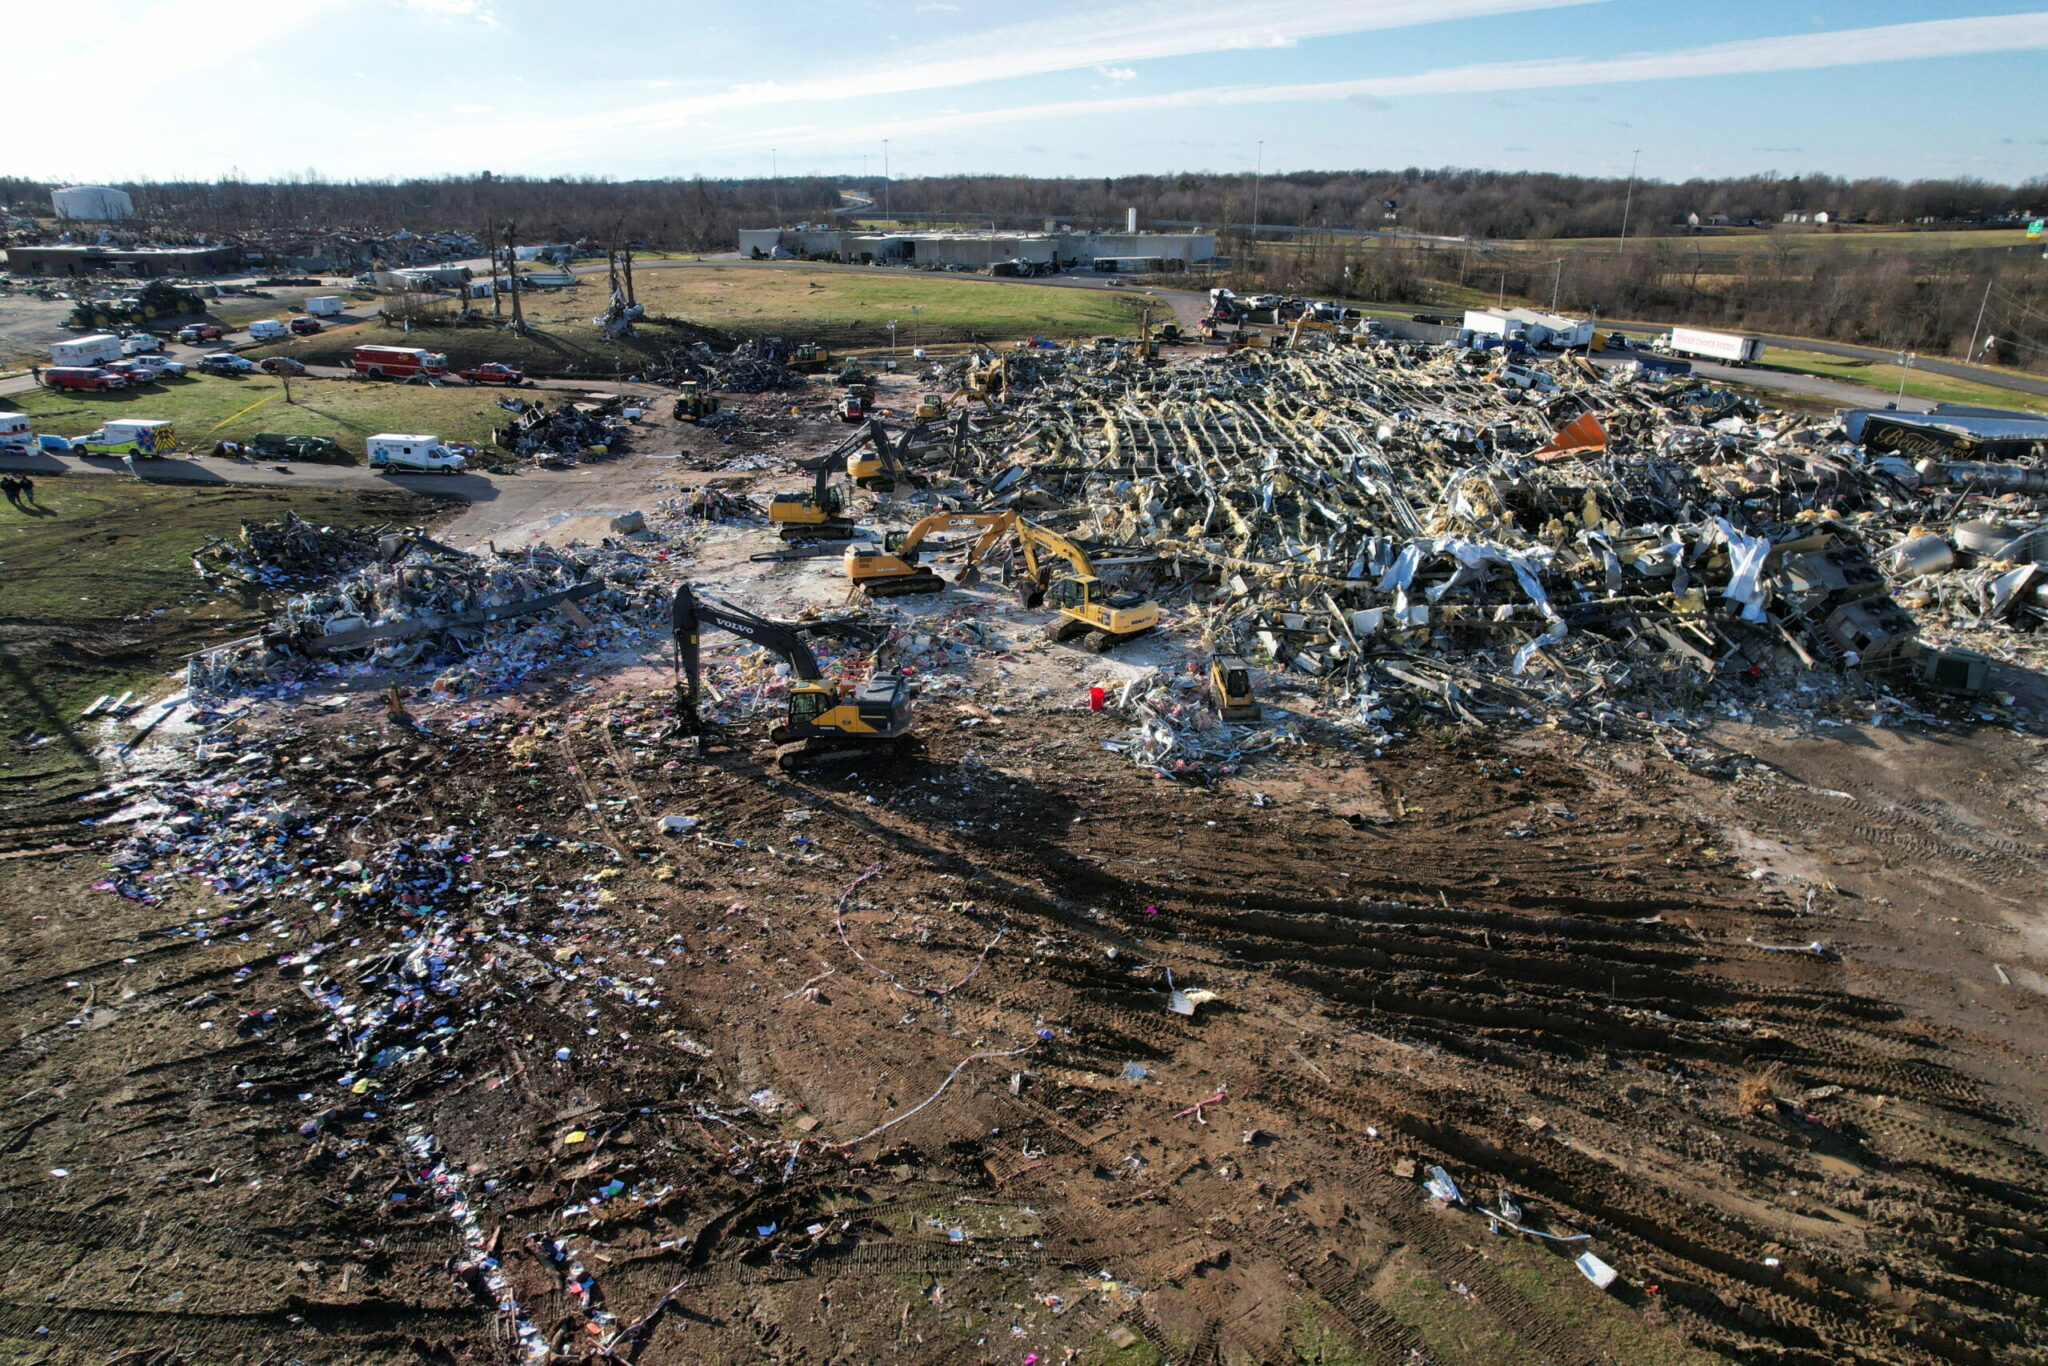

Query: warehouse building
<box><xmin>739</xmin><ymin>226</ymin><xmax>1214</xmax><ymax>270</ymax></box>
<box><xmin>2</xmin><ymin>244</ymin><xmax>241</xmax><ymax>277</ymax></box>
<box><xmin>51</xmin><ymin>185</ymin><xmax>134</xmax><ymax>221</ymax></box>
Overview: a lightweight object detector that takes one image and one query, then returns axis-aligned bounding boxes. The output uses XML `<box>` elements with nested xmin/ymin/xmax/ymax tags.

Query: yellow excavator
<box><xmin>767</xmin><ymin>428</ymin><xmax>869</xmax><ymax>540</ymax></box>
<box><xmin>844</xmin><ymin>510</ymin><xmax>1016</xmax><ymax>597</ymax></box>
<box><xmin>1013</xmin><ymin>519</ymin><xmax>1160</xmax><ymax>651</ymax></box>
<box><xmin>845</xmin><ymin>419</ymin><xmax>924</xmax><ymax>492</ymax></box>
<box><xmin>671</xmin><ymin>584</ymin><xmax>914</xmax><ymax>770</ymax></box>
<box><xmin>1208</xmin><ymin>654</ymin><xmax>1260</xmax><ymax>722</ymax></box>
<box><xmin>914</xmin><ymin>392</ymin><xmax>946</xmax><ymax>421</ymax></box>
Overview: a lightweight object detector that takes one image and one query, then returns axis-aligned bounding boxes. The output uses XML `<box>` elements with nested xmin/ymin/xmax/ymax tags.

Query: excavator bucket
<box><xmin>1532</xmin><ymin>413</ymin><xmax>1608</xmax><ymax>463</ymax></box>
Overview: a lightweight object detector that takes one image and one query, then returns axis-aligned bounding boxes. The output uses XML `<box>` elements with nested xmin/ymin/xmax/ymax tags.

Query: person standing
<box><xmin>20</xmin><ymin>474</ymin><xmax>36</xmax><ymax>505</ymax></box>
<box><xmin>28</xmin><ymin>364</ymin><xmax>41</xmax><ymax>386</ymax></box>
<box><xmin>1</xmin><ymin>474</ymin><xmax>21</xmax><ymax>505</ymax></box>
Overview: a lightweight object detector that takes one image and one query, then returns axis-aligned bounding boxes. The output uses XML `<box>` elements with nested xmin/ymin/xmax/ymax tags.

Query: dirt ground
<box><xmin>2</xmin><ymin>377</ymin><xmax>2045</xmax><ymax>1366</ymax></box>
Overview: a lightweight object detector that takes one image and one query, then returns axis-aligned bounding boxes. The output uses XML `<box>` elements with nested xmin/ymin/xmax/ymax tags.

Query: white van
<box><xmin>367</xmin><ymin>434</ymin><xmax>467</xmax><ymax>474</ymax></box>
<box><xmin>246</xmin><ymin>319</ymin><xmax>289</xmax><ymax>341</ymax></box>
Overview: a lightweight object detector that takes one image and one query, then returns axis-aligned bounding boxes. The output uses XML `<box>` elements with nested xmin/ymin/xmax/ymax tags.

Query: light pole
<box><xmin>1896</xmin><ymin>350</ymin><xmax>1916</xmax><ymax>403</ymax></box>
<box><xmin>887</xmin><ymin>319</ymin><xmax>898</xmax><ymax>363</ymax></box>
<box><xmin>1549</xmin><ymin>257</ymin><xmax>1564</xmax><ymax>312</ymax></box>
<box><xmin>1249</xmin><ymin>140</ymin><xmax>1264</xmax><ymax>270</ymax></box>
<box><xmin>909</xmin><ymin>304</ymin><xmax>923</xmax><ymax>351</ymax></box>
<box><xmin>1617</xmin><ymin>149</ymin><xmax>1641</xmax><ymax>254</ymax></box>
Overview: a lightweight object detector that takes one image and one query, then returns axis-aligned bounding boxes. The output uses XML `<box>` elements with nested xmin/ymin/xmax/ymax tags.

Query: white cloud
<box><xmin>551</xmin><ymin>0</ymin><xmax>1602</xmax><ymax>134</ymax></box>
<box><xmin>713</xmin><ymin>11</ymin><xmax>2048</xmax><ymax>149</ymax></box>
<box><xmin>399</xmin><ymin>0</ymin><xmax>498</xmax><ymax>21</ymax></box>
<box><xmin>1096</xmin><ymin>65</ymin><xmax>1138</xmax><ymax>82</ymax></box>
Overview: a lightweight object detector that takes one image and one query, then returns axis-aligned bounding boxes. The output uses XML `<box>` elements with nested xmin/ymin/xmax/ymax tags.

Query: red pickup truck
<box><xmin>176</xmin><ymin>323</ymin><xmax>228</xmax><ymax>344</ymax></box>
<box><xmin>458</xmin><ymin>362</ymin><xmax>527</xmax><ymax>386</ymax></box>
<box><xmin>43</xmin><ymin>366</ymin><xmax>128</xmax><ymax>391</ymax></box>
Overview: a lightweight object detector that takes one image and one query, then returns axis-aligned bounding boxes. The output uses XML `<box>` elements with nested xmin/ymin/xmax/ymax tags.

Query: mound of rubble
<box><xmin>193</xmin><ymin>510</ymin><xmax>394</xmax><ymax>587</ymax></box>
<box><xmin>650</xmin><ymin>337</ymin><xmax>809</xmax><ymax>394</ymax></box>
<box><xmin>190</xmin><ymin>540</ymin><xmax>668</xmax><ymax>698</ymax></box>
<box><xmin>493</xmin><ymin>394</ymin><xmax>636</xmax><ymax>461</ymax></box>
<box><xmin>938</xmin><ymin>342</ymin><xmax>2046</xmax><ymax>739</ymax></box>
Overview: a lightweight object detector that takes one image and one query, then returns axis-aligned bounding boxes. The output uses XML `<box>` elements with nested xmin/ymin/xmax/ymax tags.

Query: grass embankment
<box><xmin>254</xmin><ymin>266</ymin><xmax>1152</xmax><ymax>375</ymax></box>
<box><xmin>0</xmin><ymin>481</ymin><xmax>449</xmax><ymax>797</ymax></box>
<box><xmin>9</xmin><ymin>375</ymin><xmax>516</xmax><ymax>458</ymax></box>
<box><xmin>1757</xmin><ymin>348</ymin><xmax>2048</xmax><ymax>414</ymax></box>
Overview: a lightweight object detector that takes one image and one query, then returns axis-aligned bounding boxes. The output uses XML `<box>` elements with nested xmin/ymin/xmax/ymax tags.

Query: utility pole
<box><xmin>1966</xmin><ymin>275</ymin><xmax>1993</xmax><ymax>362</ymax></box>
<box><xmin>488</xmin><ymin>226</ymin><xmax>502</xmax><ymax>316</ymax></box>
<box><xmin>1498</xmin><ymin>271</ymin><xmax>1506</xmax><ymax>308</ymax></box>
<box><xmin>1249</xmin><ymin>140</ymin><xmax>1264</xmax><ymax>270</ymax></box>
<box><xmin>504</xmin><ymin>220</ymin><xmax>526</xmax><ymax>334</ymax></box>
<box><xmin>1551</xmin><ymin>258</ymin><xmax>1564</xmax><ymax>312</ymax></box>
<box><xmin>1617</xmin><ymin>148</ymin><xmax>1641</xmax><ymax>255</ymax></box>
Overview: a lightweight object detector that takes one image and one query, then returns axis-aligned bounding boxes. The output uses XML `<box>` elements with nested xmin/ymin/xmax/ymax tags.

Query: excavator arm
<box><xmin>673</xmin><ymin>584</ymin><xmax>823</xmax><ymax>738</ymax></box>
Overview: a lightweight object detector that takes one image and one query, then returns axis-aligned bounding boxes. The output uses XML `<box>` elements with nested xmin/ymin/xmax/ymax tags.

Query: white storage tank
<box><xmin>51</xmin><ymin>186</ymin><xmax>135</xmax><ymax>221</ymax></box>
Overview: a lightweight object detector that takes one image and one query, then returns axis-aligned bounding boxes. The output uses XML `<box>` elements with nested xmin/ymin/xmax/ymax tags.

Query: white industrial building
<box><xmin>738</xmin><ymin>226</ymin><xmax>1214</xmax><ymax>271</ymax></box>
<box><xmin>51</xmin><ymin>185</ymin><xmax>134</xmax><ymax>221</ymax></box>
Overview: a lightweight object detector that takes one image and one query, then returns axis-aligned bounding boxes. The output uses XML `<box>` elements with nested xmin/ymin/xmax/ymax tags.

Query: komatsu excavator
<box><xmin>1013</xmin><ymin>519</ymin><xmax>1160</xmax><ymax>651</ymax></box>
<box><xmin>670</xmin><ymin>584</ymin><xmax>914</xmax><ymax>770</ymax></box>
<box><xmin>843</xmin><ymin>510</ymin><xmax>1016</xmax><ymax>597</ymax></box>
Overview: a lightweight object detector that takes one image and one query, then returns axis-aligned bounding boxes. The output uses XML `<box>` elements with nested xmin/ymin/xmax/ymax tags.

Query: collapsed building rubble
<box><xmin>930</xmin><ymin>342</ymin><xmax>2048</xmax><ymax>736</ymax></box>
<box><xmin>193</xmin><ymin>511</ymin><xmax>395</xmax><ymax>587</ymax></box>
<box><xmin>651</xmin><ymin>337</ymin><xmax>809</xmax><ymax>394</ymax></box>
<box><xmin>493</xmin><ymin>394</ymin><xmax>632</xmax><ymax>460</ymax></box>
<box><xmin>189</xmin><ymin>542</ymin><xmax>667</xmax><ymax>697</ymax></box>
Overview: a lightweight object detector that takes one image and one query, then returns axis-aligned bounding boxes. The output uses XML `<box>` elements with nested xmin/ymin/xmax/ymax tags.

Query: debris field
<box><xmin>4</xmin><ymin>335</ymin><xmax>2046</xmax><ymax>1366</ymax></box>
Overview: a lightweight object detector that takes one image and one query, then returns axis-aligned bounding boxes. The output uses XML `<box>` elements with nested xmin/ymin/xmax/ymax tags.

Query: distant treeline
<box><xmin>860</xmin><ymin>169</ymin><xmax>2045</xmax><ymax>239</ymax></box>
<box><xmin>0</xmin><ymin>174</ymin><xmax>839</xmax><ymax>250</ymax></box>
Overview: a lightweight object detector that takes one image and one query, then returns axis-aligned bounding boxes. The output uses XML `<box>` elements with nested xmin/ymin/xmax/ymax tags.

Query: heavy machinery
<box><xmin>1013</xmin><ymin>519</ymin><xmax>1160</xmax><ymax>651</ymax></box>
<box><xmin>914</xmin><ymin>392</ymin><xmax>945</xmax><ymax>421</ymax></box>
<box><xmin>767</xmin><ymin>430</ymin><xmax>867</xmax><ymax>540</ymax></box>
<box><xmin>673</xmin><ymin>382</ymin><xmax>721</xmax><ymax>423</ymax></box>
<box><xmin>670</xmin><ymin>584</ymin><xmax>914</xmax><ymax>770</ymax></box>
<box><xmin>788</xmin><ymin>341</ymin><xmax>833</xmax><ymax>373</ymax></box>
<box><xmin>837</xmin><ymin>381</ymin><xmax>871</xmax><ymax>424</ymax></box>
<box><xmin>845</xmin><ymin>419</ymin><xmax>924</xmax><ymax>491</ymax></box>
<box><xmin>1208</xmin><ymin>654</ymin><xmax>1260</xmax><ymax>722</ymax></box>
<box><xmin>844</xmin><ymin>510</ymin><xmax>1016</xmax><ymax>597</ymax></box>
<box><xmin>1287</xmin><ymin>314</ymin><xmax>1338</xmax><ymax>346</ymax></box>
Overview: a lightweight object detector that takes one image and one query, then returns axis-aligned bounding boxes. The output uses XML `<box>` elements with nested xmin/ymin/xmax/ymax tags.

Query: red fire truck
<box><xmin>350</xmin><ymin>344</ymin><xmax>450</xmax><ymax>380</ymax></box>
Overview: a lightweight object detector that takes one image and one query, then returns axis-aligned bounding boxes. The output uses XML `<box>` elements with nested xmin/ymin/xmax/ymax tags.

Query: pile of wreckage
<box><xmin>651</xmin><ymin>337</ymin><xmax>808</xmax><ymax>394</ymax></box>
<box><xmin>193</xmin><ymin>511</ymin><xmax>397</xmax><ymax>587</ymax></box>
<box><xmin>493</xmin><ymin>394</ymin><xmax>634</xmax><ymax>462</ymax></box>
<box><xmin>189</xmin><ymin>538</ymin><xmax>667</xmax><ymax>697</ymax></box>
<box><xmin>933</xmin><ymin>343</ymin><xmax>2048</xmax><ymax>735</ymax></box>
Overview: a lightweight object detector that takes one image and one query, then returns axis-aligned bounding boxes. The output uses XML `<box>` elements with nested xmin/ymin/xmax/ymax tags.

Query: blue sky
<box><xmin>26</xmin><ymin>1</ymin><xmax>2048</xmax><ymax>185</ymax></box>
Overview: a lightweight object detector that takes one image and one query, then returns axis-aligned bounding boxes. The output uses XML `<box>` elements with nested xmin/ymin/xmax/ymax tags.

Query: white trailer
<box><xmin>367</xmin><ymin>434</ymin><xmax>467</xmax><ymax>474</ymax></box>
<box><xmin>1663</xmin><ymin>327</ymin><xmax>1766</xmax><ymax>365</ymax></box>
<box><xmin>1461</xmin><ymin>310</ymin><xmax>1522</xmax><ymax>341</ymax></box>
<box><xmin>304</xmin><ymin>295</ymin><xmax>346</xmax><ymax>316</ymax></box>
<box><xmin>50</xmin><ymin>333</ymin><xmax>126</xmax><ymax>367</ymax></box>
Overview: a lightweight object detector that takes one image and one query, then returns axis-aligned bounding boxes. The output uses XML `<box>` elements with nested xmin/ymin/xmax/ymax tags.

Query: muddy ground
<box><xmin>3</xmin><ymin>662</ymin><xmax>2044</xmax><ymax>1365</ymax></box>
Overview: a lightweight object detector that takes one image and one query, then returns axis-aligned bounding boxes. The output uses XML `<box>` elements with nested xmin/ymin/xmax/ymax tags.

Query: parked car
<box><xmin>130</xmin><ymin>354</ymin><xmax>189</xmax><ymax>378</ymax></box>
<box><xmin>198</xmin><ymin>353</ymin><xmax>258</xmax><ymax>376</ymax></box>
<box><xmin>458</xmin><ymin>362</ymin><xmax>527</xmax><ymax>386</ymax></box>
<box><xmin>259</xmin><ymin>356</ymin><xmax>308</xmax><ymax>376</ymax></box>
<box><xmin>287</xmin><ymin>316</ymin><xmax>322</xmax><ymax>335</ymax></box>
<box><xmin>43</xmin><ymin>366</ymin><xmax>128</xmax><ymax>391</ymax></box>
<box><xmin>104</xmin><ymin>360</ymin><xmax>161</xmax><ymax>386</ymax></box>
<box><xmin>176</xmin><ymin>323</ymin><xmax>228</xmax><ymax>344</ymax></box>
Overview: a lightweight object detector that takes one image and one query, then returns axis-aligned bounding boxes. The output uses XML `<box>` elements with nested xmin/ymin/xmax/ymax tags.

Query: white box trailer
<box><xmin>1462</xmin><ymin>310</ymin><xmax>1522</xmax><ymax>341</ymax></box>
<box><xmin>50</xmin><ymin>333</ymin><xmax>126</xmax><ymax>367</ymax></box>
<box><xmin>367</xmin><ymin>434</ymin><xmax>467</xmax><ymax>474</ymax></box>
<box><xmin>1664</xmin><ymin>327</ymin><xmax>1766</xmax><ymax>365</ymax></box>
<box><xmin>304</xmin><ymin>295</ymin><xmax>346</xmax><ymax>316</ymax></box>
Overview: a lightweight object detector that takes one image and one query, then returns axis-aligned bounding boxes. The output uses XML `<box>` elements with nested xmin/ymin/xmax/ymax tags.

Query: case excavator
<box><xmin>670</xmin><ymin>584</ymin><xmax>914</xmax><ymax>770</ymax></box>
<box><xmin>1013</xmin><ymin>519</ymin><xmax>1160</xmax><ymax>651</ymax></box>
<box><xmin>844</xmin><ymin>510</ymin><xmax>1016</xmax><ymax>597</ymax></box>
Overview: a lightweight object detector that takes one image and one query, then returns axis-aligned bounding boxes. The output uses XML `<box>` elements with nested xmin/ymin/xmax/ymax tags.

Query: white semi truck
<box><xmin>1661</xmin><ymin>327</ymin><xmax>1766</xmax><ymax>365</ymax></box>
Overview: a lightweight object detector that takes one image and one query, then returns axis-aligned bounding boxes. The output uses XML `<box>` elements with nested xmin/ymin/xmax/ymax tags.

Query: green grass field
<box><xmin>254</xmin><ymin>265</ymin><xmax>1152</xmax><ymax>377</ymax></box>
<box><xmin>8</xmin><ymin>374</ymin><xmax>516</xmax><ymax>458</ymax></box>
<box><xmin>1757</xmin><ymin>347</ymin><xmax>2048</xmax><ymax>413</ymax></box>
<box><xmin>0</xmin><ymin>480</ymin><xmax>448</xmax><ymax>793</ymax></box>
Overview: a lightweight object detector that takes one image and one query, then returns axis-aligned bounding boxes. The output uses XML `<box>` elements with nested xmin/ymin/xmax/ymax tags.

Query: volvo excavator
<box><xmin>670</xmin><ymin>584</ymin><xmax>915</xmax><ymax>770</ymax></box>
<box><xmin>843</xmin><ymin>510</ymin><xmax>1016</xmax><ymax>597</ymax></box>
<box><xmin>1013</xmin><ymin>519</ymin><xmax>1160</xmax><ymax>651</ymax></box>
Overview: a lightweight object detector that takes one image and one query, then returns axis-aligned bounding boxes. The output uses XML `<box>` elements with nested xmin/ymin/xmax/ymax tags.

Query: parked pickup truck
<box><xmin>43</xmin><ymin>366</ymin><xmax>128</xmax><ymax>392</ymax></box>
<box><xmin>128</xmin><ymin>353</ymin><xmax>188</xmax><ymax>378</ymax></box>
<box><xmin>176</xmin><ymin>323</ymin><xmax>228</xmax><ymax>344</ymax></box>
<box><xmin>104</xmin><ymin>360</ymin><xmax>161</xmax><ymax>386</ymax></box>
<box><xmin>288</xmin><ymin>316</ymin><xmax>323</xmax><ymax>335</ymax></box>
<box><xmin>458</xmin><ymin>362</ymin><xmax>527</xmax><ymax>386</ymax></box>
<box><xmin>198</xmin><ymin>352</ymin><xmax>258</xmax><ymax>375</ymax></box>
